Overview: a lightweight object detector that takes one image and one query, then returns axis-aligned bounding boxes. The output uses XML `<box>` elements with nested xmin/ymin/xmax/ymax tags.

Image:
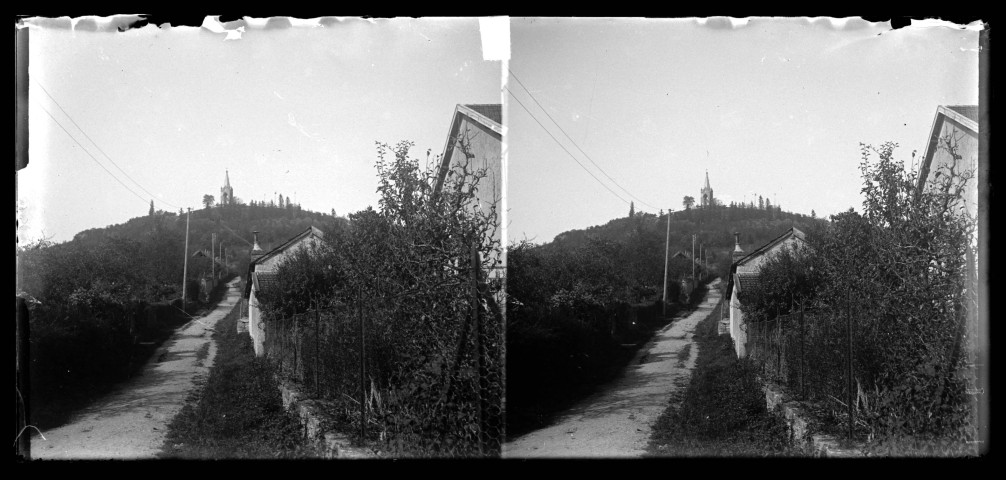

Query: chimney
<box><xmin>732</xmin><ymin>232</ymin><xmax>745</xmax><ymax>264</ymax></box>
<box><xmin>251</xmin><ymin>231</ymin><xmax>264</xmax><ymax>263</ymax></box>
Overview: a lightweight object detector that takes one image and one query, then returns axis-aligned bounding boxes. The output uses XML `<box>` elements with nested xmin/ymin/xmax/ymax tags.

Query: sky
<box><xmin>506</xmin><ymin>17</ymin><xmax>981</xmax><ymax>244</ymax></box>
<box><xmin>18</xmin><ymin>16</ymin><xmax>502</xmax><ymax>245</ymax></box>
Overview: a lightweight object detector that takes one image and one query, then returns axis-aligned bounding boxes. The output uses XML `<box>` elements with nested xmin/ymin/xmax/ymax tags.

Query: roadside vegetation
<box><xmin>17</xmin><ymin>198</ymin><xmax>338</xmax><ymax>432</ymax></box>
<box><xmin>160</xmin><ymin>303</ymin><xmax>313</xmax><ymax>459</ymax></box>
<box><xmin>647</xmin><ymin>295</ymin><xmax>804</xmax><ymax>457</ymax></box>
<box><xmin>253</xmin><ymin>139</ymin><xmax>504</xmax><ymax>457</ymax></box>
<box><xmin>738</xmin><ymin>141</ymin><xmax>979</xmax><ymax>455</ymax></box>
<box><xmin>506</xmin><ymin>224</ymin><xmax>712</xmax><ymax>439</ymax></box>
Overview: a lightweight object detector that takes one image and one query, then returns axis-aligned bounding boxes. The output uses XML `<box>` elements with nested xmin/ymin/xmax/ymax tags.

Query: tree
<box><xmin>683</xmin><ymin>196</ymin><xmax>695</xmax><ymax>210</ymax></box>
<box><xmin>149</xmin><ymin>200</ymin><xmax>155</xmax><ymax>216</ymax></box>
<box><xmin>750</xmin><ymin>141</ymin><xmax>978</xmax><ymax>453</ymax></box>
<box><xmin>278</xmin><ymin>194</ymin><xmax>284</xmax><ymax>209</ymax></box>
<box><xmin>202</xmin><ymin>194</ymin><xmax>215</xmax><ymax>210</ymax></box>
<box><xmin>758</xmin><ymin>195</ymin><xmax>764</xmax><ymax>210</ymax></box>
<box><xmin>629</xmin><ymin>201</ymin><xmax>635</xmax><ymax>218</ymax></box>
<box><xmin>811</xmin><ymin>209</ymin><xmax>816</xmax><ymax>218</ymax></box>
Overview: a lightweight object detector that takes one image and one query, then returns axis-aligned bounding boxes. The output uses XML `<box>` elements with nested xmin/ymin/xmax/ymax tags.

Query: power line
<box><xmin>37</xmin><ymin>102</ymin><xmax>153</xmax><ymax>209</ymax></box>
<box><xmin>505</xmin><ymin>86</ymin><xmax>630</xmax><ymax>205</ymax></box>
<box><xmin>33</xmin><ymin>80</ymin><xmax>183</xmax><ymax>211</ymax></box>
<box><xmin>507</xmin><ymin>68</ymin><xmax>659</xmax><ymax>211</ymax></box>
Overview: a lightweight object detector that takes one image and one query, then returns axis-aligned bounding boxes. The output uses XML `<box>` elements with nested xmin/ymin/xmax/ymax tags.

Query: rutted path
<box><xmin>31</xmin><ymin>278</ymin><xmax>242</xmax><ymax>460</ymax></box>
<box><xmin>503</xmin><ymin>279</ymin><xmax>722</xmax><ymax>458</ymax></box>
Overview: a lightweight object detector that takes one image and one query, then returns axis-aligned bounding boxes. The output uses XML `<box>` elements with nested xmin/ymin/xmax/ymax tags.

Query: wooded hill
<box><xmin>18</xmin><ymin>202</ymin><xmax>345</xmax><ymax>430</ymax></box>
<box><xmin>42</xmin><ymin>203</ymin><xmax>349</xmax><ymax>303</ymax></box>
<box><xmin>541</xmin><ymin>203</ymin><xmax>829</xmax><ymax>288</ymax></box>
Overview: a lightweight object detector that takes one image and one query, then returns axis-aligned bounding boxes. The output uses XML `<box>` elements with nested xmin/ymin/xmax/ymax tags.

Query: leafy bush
<box><xmin>740</xmin><ymin>141</ymin><xmax>978</xmax><ymax>454</ymax></box>
<box><xmin>257</xmin><ymin>139</ymin><xmax>503</xmax><ymax>457</ymax></box>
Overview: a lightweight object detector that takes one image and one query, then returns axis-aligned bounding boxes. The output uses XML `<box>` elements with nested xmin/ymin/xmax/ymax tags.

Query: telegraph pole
<box><xmin>182</xmin><ymin>207</ymin><xmax>191</xmax><ymax>309</ymax></box>
<box><xmin>692</xmin><ymin>234</ymin><xmax>696</xmax><ymax>283</ymax></box>
<box><xmin>662</xmin><ymin>208</ymin><xmax>672</xmax><ymax>316</ymax></box>
<box><xmin>211</xmin><ymin>233</ymin><xmax>216</xmax><ymax>281</ymax></box>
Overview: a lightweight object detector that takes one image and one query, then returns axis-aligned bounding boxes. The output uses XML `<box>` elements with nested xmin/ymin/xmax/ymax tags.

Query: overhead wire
<box><xmin>33</xmin><ymin>80</ymin><xmax>184</xmax><ymax>211</ymax></box>
<box><xmin>505</xmin><ymin>86</ymin><xmax>630</xmax><ymax>205</ymax></box>
<box><xmin>507</xmin><ymin>68</ymin><xmax>660</xmax><ymax>211</ymax></box>
<box><xmin>36</xmin><ymin>102</ymin><xmax>154</xmax><ymax>209</ymax></box>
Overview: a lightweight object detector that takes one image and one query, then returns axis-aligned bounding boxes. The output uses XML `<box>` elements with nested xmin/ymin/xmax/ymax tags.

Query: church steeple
<box><xmin>700</xmin><ymin>170</ymin><xmax>714</xmax><ymax>207</ymax></box>
<box><xmin>221</xmin><ymin>170</ymin><xmax>234</xmax><ymax>205</ymax></box>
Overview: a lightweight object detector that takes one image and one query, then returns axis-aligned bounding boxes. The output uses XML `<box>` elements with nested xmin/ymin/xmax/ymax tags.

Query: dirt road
<box><xmin>503</xmin><ymin>279</ymin><xmax>722</xmax><ymax>458</ymax></box>
<box><xmin>30</xmin><ymin>278</ymin><xmax>242</xmax><ymax>460</ymax></box>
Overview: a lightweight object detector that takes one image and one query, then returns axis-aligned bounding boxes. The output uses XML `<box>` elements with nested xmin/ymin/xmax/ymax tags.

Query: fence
<box><xmin>745</xmin><ymin>301</ymin><xmax>978</xmax><ymax>448</ymax></box>
<box><xmin>260</xmin><ymin>246</ymin><xmax>504</xmax><ymax>457</ymax></box>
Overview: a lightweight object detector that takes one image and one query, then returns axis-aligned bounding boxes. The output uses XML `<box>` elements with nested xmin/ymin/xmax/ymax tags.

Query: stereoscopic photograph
<box><xmin>16</xmin><ymin>15</ymin><xmax>986</xmax><ymax>461</ymax></box>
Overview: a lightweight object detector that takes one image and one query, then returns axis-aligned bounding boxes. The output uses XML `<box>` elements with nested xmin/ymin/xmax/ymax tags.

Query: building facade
<box><xmin>434</xmin><ymin>104</ymin><xmax>504</xmax><ymax>300</ymax></box>
<box><xmin>243</xmin><ymin>226</ymin><xmax>324</xmax><ymax>356</ymax></box>
<box><xmin>725</xmin><ymin>227</ymin><xmax>806</xmax><ymax>358</ymax></box>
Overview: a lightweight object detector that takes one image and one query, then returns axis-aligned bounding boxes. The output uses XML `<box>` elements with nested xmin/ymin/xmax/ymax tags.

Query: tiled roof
<box><xmin>464</xmin><ymin>104</ymin><xmax>502</xmax><ymax>125</ymax></box>
<box><xmin>252</xmin><ymin>226</ymin><xmax>324</xmax><ymax>267</ymax></box>
<box><xmin>946</xmin><ymin>105</ymin><xmax>978</xmax><ymax>123</ymax></box>
<box><xmin>735</xmin><ymin>272</ymin><xmax>763</xmax><ymax>293</ymax></box>
<box><xmin>253</xmin><ymin>271</ymin><xmax>281</xmax><ymax>295</ymax></box>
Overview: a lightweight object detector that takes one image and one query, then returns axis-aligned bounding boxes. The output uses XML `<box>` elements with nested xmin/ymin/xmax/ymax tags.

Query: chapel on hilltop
<box><xmin>221</xmin><ymin>170</ymin><xmax>234</xmax><ymax>206</ymax></box>
<box><xmin>700</xmin><ymin>170</ymin><xmax>714</xmax><ymax>207</ymax></box>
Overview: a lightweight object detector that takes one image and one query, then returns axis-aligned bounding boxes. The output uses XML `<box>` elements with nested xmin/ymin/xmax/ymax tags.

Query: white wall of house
<box><xmin>246</xmin><ymin>231</ymin><xmax>323</xmax><ymax>357</ymax></box>
<box><xmin>730</xmin><ymin>285</ymin><xmax>747</xmax><ymax>358</ymax></box>
<box><xmin>729</xmin><ymin>233</ymin><xmax>806</xmax><ymax>358</ymax></box>
<box><xmin>248</xmin><ymin>286</ymin><xmax>264</xmax><ymax>356</ymax></box>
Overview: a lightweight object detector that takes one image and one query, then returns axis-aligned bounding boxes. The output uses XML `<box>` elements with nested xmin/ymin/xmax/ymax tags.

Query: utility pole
<box><xmin>692</xmin><ymin>234</ymin><xmax>696</xmax><ymax>283</ymax></box>
<box><xmin>182</xmin><ymin>207</ymin><xmax>191</xmax><ymax>309</ymax></box>
<box><xmin>211</xmin><ymin>233</ymin><xmax>216</xmax><ymax>281</ymax></box>
<box><xmin>662</xmin><ymin>208</ymin><xmax>672</xmax><ymax>316</ymax></box>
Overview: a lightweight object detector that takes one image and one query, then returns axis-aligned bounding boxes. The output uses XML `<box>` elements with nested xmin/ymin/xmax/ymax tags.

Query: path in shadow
<box><xmin>30</xmin><ymin>279</ymin><xmax>241</xmax><ymax>460</ymax></box>
<box><xmin>504</xmin><ymin>279</ymin><xmax>721</xmax><ymax>458</ymax></box>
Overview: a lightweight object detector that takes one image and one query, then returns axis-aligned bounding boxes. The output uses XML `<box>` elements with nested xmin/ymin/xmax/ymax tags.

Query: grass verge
<box><xmin>159</xmin><ymin>303</ymin><xmax>314</xmax><ymax>459</ymax></box>
<box><xmin>646</xmin><ymin>294</ymin><xmax>806</xmax><ymax>457</ymax></box>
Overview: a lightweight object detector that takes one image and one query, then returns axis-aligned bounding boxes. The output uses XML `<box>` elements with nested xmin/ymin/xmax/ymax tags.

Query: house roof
<box><xmin>734</xmin><ymin>272</ymin><xmax>764</xmax><ymax>295</ymax></box>
<box><xmin>946</xmin><ymin>105</ymin><xmax>979</xmax><ymax>124</ymax></box>
<box><xmin>245</xmin><ymin>225</ymin><xmax>324</xmax><ymax>298</ymax></box>
<box><xmin>434</xmin><ymin>103</ymin><xmax>503</xmax><ymax>196</ymax></box>
<box><xmin>252</xmin><ymin>225</ymin><xmax>324</xmax><ymax>268</ymax></box>
<box><xmin>726</xmin><ymin>227</ymin><xmax>806</xmax><ymax>299</ymax></box>
<box><xmin>465</xmin><ymin>104</ymin><xmax>502</xmax><ymax>125</ymax></box>
<box><xmin>734</xmin><ymin>227</ymin><xmax>806</xmax><ymax>268</ymax></box>
<box><xmin>252</xmin><ymin>271</ymin><xmax>281</xmax><ymax>296</ymax></box>
<box><xmin>916</xmin><ymin>104</ymin><xmax>980</xmax><ymax>197</ymax></box>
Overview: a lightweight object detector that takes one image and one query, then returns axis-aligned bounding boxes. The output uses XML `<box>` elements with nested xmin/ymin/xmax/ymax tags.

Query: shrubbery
<box><xmin>740</xmin><ymin>141</ymin><xmax>979</xmax><ymax>454</ymax></box>
<box><xmin>257</xmin><ymin>139</ymin><xmax>503</xmax><ymax>457</ymax></box>
<box><xmin>505</xmin><ymin>232</ymin><xmax>711</xmax><ymax>438</ymax></box>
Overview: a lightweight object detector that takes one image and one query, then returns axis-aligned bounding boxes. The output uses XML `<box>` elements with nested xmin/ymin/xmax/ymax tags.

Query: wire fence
<box><xmin>745</xmin><ymin>302</ymin><xmax>980</xmax><ymax>449</ymax></box>
<box><xmin>261</xmin><ymin>246</ymin><xmax>504</xmax><ymax>457</ymax></box>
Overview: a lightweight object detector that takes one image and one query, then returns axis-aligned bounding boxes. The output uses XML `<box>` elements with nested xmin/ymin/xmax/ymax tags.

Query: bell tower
<box><xmin>221</xmin><ymin>170</ymin><xmax>234</xmax><ymax>205</ymax></box>
<box><xmin>700</xmin><ymin>170</ymin><xmax>714</xmax><ymax>207</ymax></box>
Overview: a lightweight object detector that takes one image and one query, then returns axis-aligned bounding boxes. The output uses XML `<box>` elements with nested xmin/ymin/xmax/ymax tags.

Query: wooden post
<box><xmin>471</xmin><ymin>242</ymin><xmax>484</xmax><ymax>456</ymax></box>
<box><xmin>692</xmin><ymin>234</ymin><xmax>696</xmax><ymax>283</ymax></box>
<box><xmin>358</xmin><ymin>286</ymin><xmax>366</xmax><ymax>443</ymax></box>
<box><xmin>182</xmin><ymin>207</ymin><xmax>191</xmax><ymax>309</ymax></box>
<box><xmin>847</xmin><ymin>289</ymin><xmax>854</xmax><ymax>440</ymax></box>
<box><xmin>800</xmin><ymin>304</ymin><xmax>806</xmax><ymax>398</ymax></box>
<box><xmin>662</xmin><ymin>209</ymin><xmax>671</xmax><ymax>316</ymax></box>
<box><xmin>315</xmin><ymin>299</ymin><xmax>320</xmax><ymax>395</ymax></box>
